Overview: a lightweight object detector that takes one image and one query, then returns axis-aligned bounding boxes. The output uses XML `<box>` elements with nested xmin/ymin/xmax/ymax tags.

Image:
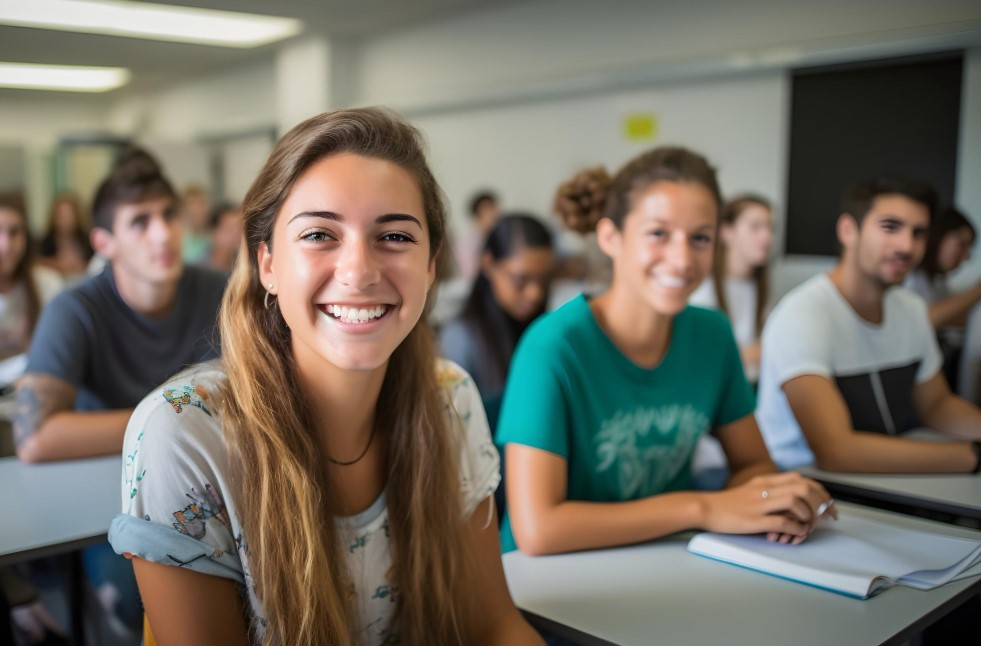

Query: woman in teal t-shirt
<box><xmin>497</xmin><ymin>147</ymin><xmax>835</xmax><ymax>554</ymax></box>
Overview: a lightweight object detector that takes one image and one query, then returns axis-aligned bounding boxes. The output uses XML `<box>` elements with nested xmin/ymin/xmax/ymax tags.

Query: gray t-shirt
<box><xmin>25</xmin><ymin>264</ymin><xmax>226</xmax><ymax>411</ymax></box>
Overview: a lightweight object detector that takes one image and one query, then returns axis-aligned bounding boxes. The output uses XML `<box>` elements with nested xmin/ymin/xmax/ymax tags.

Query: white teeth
<box><xmin>326</xmin><ymin>304</ymin><xmax>387</xmax><ymax>324</ymax></box>
<box><xmin>656</xmin><ymin>275</ymin><xmax>686</xmax><ymax>288</ymax></box>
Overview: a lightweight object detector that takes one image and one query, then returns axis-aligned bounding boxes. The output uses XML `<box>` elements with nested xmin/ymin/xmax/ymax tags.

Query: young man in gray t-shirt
<box><xmin>14</xmin><ymin>149</ymin><xmax>226</xmax><ymax>463</ymax></box>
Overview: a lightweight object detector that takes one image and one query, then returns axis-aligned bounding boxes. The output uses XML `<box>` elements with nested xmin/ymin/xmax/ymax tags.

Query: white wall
<box><xmin>0</xmin><ymin>96</ymin><xmax>110</xmax><ymax>231</ymax></box>
<box><xmin>352</xmin><ymin>0</ymin><xmax>981</xmax><ymax>298</ymax></box>
<box><xmin>356</xmin><ymin>0</ymin><xmax>981</xmax><ymax>112</ymax></box>
<box><xmin>78</xmin><ymin>0</ymin><xmax>981</xmax><ymax>301</ymax></box>
<box><xmin>106</xmin><ymin>59</ymin><xmax>277</xmax><ymax>142</ymax></box>
<box><xmin>414</xmin><ymin>72</ymin><xmax>785</xmax><ymax>236</ymax></box>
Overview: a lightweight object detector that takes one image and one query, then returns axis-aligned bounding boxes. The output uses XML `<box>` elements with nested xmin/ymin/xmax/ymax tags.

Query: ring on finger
<box><xmin>761</xmin><ymin>489</ymin><xmax>769</xmax><ymax>499</ymax></box>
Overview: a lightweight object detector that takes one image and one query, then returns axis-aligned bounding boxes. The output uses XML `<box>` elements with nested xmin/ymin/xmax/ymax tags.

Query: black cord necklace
<box><xmin>327</xmin><ymin>424</ymin><xmax>376</xmax><ymax>466</ymax></box>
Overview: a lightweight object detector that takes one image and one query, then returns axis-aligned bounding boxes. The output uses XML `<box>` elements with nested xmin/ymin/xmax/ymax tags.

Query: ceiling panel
<box><xmin>0</xmin><ymin>0</ymin><xmax>512</xmax><ymax>95</ymax></box>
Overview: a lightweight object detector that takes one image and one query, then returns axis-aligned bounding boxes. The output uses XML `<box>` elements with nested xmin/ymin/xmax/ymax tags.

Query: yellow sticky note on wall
<box><xmin>623</xmin><ymin>113</ymin><xmax>658</xmax><ymax>141</ymax></box>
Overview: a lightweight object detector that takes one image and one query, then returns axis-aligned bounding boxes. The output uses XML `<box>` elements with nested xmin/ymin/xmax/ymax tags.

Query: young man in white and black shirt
<box><xmin>756</xmin><ymin>177</ymin><xmax>981</xmax><ymax>473</ymax></box>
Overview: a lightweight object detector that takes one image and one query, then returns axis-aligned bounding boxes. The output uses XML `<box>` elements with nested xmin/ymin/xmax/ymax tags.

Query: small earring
<box><xmin>264</xmin><ymin>287</ymin><xmax>276</xmax><ymax>310</ymax></box>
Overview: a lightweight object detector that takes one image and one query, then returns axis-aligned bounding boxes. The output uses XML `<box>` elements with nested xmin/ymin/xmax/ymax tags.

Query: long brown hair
<box><xmin>215</xmin><ymin>108</ymin><xmax>472</xmax><ymax>645</ymax></box>
<box><xmin>0</xmin><ymin>192</ymin><xmax>42</xmax><ymax>341</ymax></box>
<box><xmin>712</xmin><ymin>194</ymin><xmax>771</xmax><ymax>337</ymax></box>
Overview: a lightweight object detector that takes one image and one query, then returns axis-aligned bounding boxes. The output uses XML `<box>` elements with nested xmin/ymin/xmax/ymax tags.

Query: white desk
<box><xmin>798</xmin><ymin>466</ymin><xmax>981</xmax><ymax>522</ymax></box>
<box><xmin>0</xmin><ymin>455</ymin><xmax>121</xmax><ymax>566</ymax></box>
<box><xmin>503</xmin><ymin>504</ymin><xmax>981</xmax><ymax>646</ymax></box>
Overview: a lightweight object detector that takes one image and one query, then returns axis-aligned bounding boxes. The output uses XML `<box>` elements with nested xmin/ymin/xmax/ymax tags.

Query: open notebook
<box><xmin>687</xmin><ymin>515</ymin><xmax>981</xmax><ymax>599</ymax></box>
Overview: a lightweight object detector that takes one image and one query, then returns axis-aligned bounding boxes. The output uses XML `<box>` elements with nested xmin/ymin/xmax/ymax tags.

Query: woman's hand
<box><xmin>701</xmin><ymin>472</ymin><xmax>837</xmax><ymax>544</ymax></box>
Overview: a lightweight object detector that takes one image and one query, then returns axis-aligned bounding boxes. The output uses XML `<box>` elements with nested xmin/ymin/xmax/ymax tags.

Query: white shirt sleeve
<box><xmin>111</xmin><ymin>373</ymin><xmax>244</xmax><ymax>583</ymax></box>
<box><xmin>761</xmin><ymin>289</ymin><xmax>834</xmax><ymax>387</ymax></box>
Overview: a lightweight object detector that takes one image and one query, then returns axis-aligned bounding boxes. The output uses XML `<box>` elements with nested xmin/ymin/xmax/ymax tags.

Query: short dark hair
<box><xmin>91</xmin><ymin>147</ymin><xmax>177</xmax><ymax>231</ymax></box>
<box><xmin>841</xmin><ymin>177</ymin><xmax>938</xmax><ymax>227</ymax></box>
<box><xmin>468</xmin><ymin>190</ymin><xmax>497</xmax><ymax>218</ymax></box>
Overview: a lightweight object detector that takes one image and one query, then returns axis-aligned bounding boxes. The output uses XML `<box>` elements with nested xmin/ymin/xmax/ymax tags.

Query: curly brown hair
<box><xmin>553</xmin><ymin>147</ymin><xmax>721</xmax><ymax>234</ymax></box>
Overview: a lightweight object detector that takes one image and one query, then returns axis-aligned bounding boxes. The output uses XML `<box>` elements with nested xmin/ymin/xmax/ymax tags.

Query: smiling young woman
<box><xmin>108</xmin><ymin>108</ymin><xmax>541</xmax><ymax>646</ymax></box>
<box><xmin>497</xmin><ymin>146</ymin><xmax>835</xmax><ymax>556</ymax></box>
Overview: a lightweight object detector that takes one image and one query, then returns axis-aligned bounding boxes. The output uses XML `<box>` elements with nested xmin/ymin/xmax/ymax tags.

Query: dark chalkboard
<box><xmin>786</xmin><ymin>53</ymin><xmax>962</xmax><ymax>256</ymax></box>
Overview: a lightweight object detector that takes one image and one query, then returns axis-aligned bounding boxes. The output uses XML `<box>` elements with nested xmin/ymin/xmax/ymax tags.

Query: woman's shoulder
<box><xmin>435</xmin><ymin>358</ymin><xmax>500</xmax><ymax>514</ymax></box>
<box><xmin>435</xmin><ymin>358</ymin><xmax>488</xmax><ymax>435</ymax></box>
<box><xmin>128</xmin><ymin>361</ymin><xmax>228</xmax><ymax>451</ymax></box>
<box><xmin>435</xmin><ymin>357</ymin><xmax>478</xmax><ymax>395</ymax></box>
<box><xmin>680</xmin><ymin>302</ymin><xmax>732</xmax><ymax>333</ymax></box>
<box><xmin>520</xmin><ymin>294</ymin><xmax>592</xmax><ymax>346</ymax></box>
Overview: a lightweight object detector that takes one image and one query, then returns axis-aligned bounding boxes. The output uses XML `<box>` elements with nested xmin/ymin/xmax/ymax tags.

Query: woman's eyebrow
<box><xmin>287</xmin><ymin>211</ymin><xmax>341</xmax><ymax>225</ymax></box>
<box><xmin>377</xmin><ymin>213</ymin><xmax>423</xmax><ymax>228</ymax></box>
<box><xmin>285</xmin><ymin>212</ymin><xmax>422</xmax><ymax>228</ymax></box>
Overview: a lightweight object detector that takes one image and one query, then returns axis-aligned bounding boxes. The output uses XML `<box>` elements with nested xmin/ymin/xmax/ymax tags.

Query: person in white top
<box><xmin>757</xmin><ymin>177</ymin><xmax>981</xmax><ymax>473</ymax></box>
<box><xmin>109</xmin><ymin>108</ymin><xmax>541</xmax><ymax>646</ymax></box>
<box><xmin>0</xmin><ymin>192</ymin><xmax>66</xmax><ymax>645</ymax></box>
<box><xmin>690</xmin><ymin>194</ymin><xmax>773</xmax><ymax>382</ymax></box>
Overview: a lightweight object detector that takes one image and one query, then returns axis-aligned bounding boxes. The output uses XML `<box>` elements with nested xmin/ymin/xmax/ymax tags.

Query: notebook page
<box><xmin>688</xmin><ymin>514</ymin><xmax>981</xmax><ymax>597</ymax></box>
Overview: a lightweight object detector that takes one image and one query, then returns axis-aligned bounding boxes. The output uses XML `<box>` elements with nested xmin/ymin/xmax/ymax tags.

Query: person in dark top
<box><xmin>15</xmin><ymin>148</ymin><xmax>226</xmax><ymax>463</ymax></box>
<box><xmin>440</xmin><ymin>213</ymin><xmax>556</xmax><ymax>423</ymax></box>
<box><xmin>13</xmin><ymin>148</ymin><xmax>226</xmax><ymax>642</ymax></box>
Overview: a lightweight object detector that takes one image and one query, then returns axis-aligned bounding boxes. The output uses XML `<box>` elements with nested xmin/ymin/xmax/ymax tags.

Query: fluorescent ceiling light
<box><xmin>0</xmin><ymin>62</ymin><xmax>130</xmax><ymax>92</ymax></box>
<box><xmin>0</xmin><ymin>1</ymin><xmax>303</xmax><ymax>48</ymax></box>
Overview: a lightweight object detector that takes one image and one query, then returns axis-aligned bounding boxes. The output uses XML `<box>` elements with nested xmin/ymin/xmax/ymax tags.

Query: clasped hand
<box><xmin>703</xmin><ymin>472</ymin><xmax>838</xmax><ymax>545</ymax></box>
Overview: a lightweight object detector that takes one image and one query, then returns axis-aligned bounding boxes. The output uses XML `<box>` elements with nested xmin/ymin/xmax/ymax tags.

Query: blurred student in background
<box><xmin>0</xmin><ymin>192</ymin><xmax>66</xmax><ymax>645</ymax></box>
<box><xmin>690</xmin><ymin>194</ymin><xmax>773</xmax><ymax>383</ymax></box>
<box><xmin>206</xmin><ymin>202</ymin><xmax>244</xmax><ymax>272</ymax></box>
<box><xmin>36</xmin><ymin>192</ymin><xmax>93</xmax><ymax>283</ymax></box>
<box><xmin>497</xmin><ymin>147</ymin><xmax>834</xmax><ymax>556</ymax></box>
<box><xmin>440</xmin><ymin>213</ymin><xmax>556</xmax><ymax>425</ymax></box>
<box><xmin>454</xmin><ymin>189</ymin><xmax>500</xmax><ymax>283</ymax></box>
<box><xmin>180</xmin><ymin>184</ymin><xmax>212</xmax><ymax>265</ymax></box>
<box><xmin>0</xmin><ymin>193</ymin><xmax>63</xmax><ymax>364</ymax></box>
<box><xmin>757</xmin><ymin>178</ymin><xmax>981</xmax><ymax>473</ymax></box>
<box><xmin>441</xmin><ymin>213</ymin><xmax>556</xmax><ymax>523</ymax></box>
<box><xmin>14</xmin><ymin>148</ymin><xmax>226</xmax><ymax>642</ymax></box>
<box><xmin>905</xmin><ymin>206</ymin><xmax>980</xmax><ymax>389</ymax></box>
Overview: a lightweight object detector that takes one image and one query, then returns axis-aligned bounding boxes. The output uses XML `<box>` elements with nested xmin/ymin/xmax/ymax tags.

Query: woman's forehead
<box><xmin>278</xmin><ymin>155</ymin><xmax>425</xmax><ymax>223</ymax></box>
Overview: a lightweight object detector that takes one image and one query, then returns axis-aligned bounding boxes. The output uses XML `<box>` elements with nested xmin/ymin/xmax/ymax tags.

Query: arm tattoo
<box><xmin>13</xmin><ymin>374</ymin><xmax>76</xmax><ymax>449</ymax></box>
